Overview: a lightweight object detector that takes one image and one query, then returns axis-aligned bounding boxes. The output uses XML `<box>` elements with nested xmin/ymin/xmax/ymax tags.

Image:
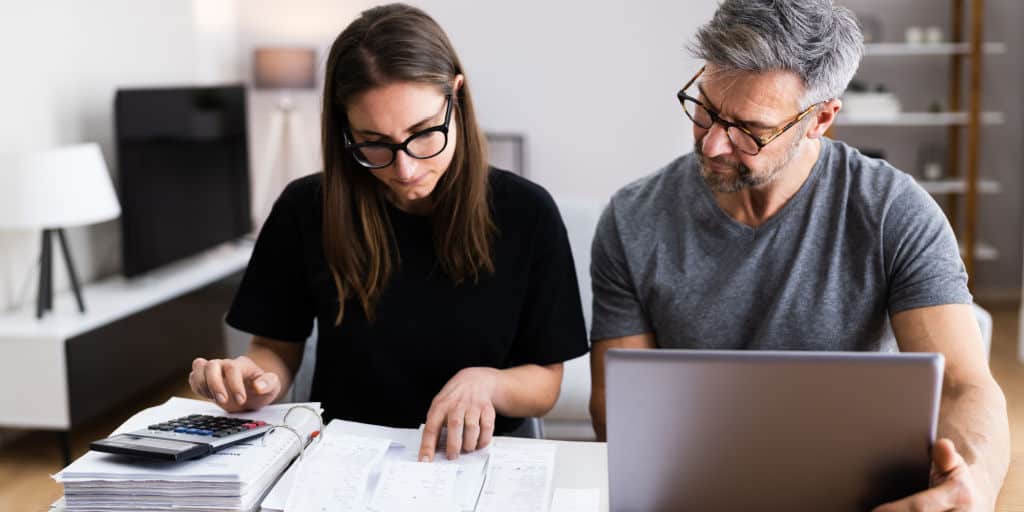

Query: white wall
<box><xmin>237</xmin><ymin>0</ymin><xmax>713</xmax><ymax>208</ymax></box>
<box><xmin>419</xmin><ymin>0</ymin><xmax>714</xmax><ymax>199</ymax></box>
<box><xmin>0</xmin><ymin>1</ymin><xmax>236</xmax><ymax>312</ymax></box>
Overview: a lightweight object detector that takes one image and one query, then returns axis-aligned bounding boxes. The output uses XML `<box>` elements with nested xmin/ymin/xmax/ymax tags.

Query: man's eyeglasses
<box><xmin>677</xmin><ymin>67</ymin><xmax>820</xmax><ymax>156</ymax></box>
<box><xmin>344</xmin><ymin>95</ymin><xmax>453</xmax><ymax>169</ymax></box>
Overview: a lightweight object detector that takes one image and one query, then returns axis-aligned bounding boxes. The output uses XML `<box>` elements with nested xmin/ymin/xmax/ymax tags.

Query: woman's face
<box><xmin>345</xmin><ymin>79</ymin><xmax>462</xmax><ymax>214</ymax></box>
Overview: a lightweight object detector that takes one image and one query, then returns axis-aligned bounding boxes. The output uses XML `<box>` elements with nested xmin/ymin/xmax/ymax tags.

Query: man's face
<box><xmin>692</xmin><ymin>65</ymin><xmax>811</xmax><ymax>194</ymax></box>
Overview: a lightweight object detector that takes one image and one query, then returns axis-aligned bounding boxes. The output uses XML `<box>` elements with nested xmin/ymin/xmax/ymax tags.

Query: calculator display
<box><xmin>116</xmin><ymin>435</ymin><xmax>196</xmax><ymax>451</ymax></box>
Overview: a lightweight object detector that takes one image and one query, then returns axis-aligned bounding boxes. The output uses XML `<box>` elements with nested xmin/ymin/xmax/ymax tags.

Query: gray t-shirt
<box><xmin>590</xmin><ymin>138</ymin><xmax>972</xmax><ymax>351</ymax></box>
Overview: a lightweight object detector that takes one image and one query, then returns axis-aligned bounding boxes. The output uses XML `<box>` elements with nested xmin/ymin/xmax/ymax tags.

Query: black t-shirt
<box><xmin>226</xmin><ymin>168</ymin><xmax>589</xmax><ymax>433</ymax></box>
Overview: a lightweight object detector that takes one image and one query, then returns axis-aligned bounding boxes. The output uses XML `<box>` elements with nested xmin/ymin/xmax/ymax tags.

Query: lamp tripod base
<box><xmin>36</xmin><ymin>228</ymin><xmax>86</xmax><ymax>319</ymax></box>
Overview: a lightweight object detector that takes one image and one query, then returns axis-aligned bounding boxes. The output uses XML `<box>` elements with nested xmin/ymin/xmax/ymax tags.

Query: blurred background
<box><xmin>0</xmin><ymin>0</ymin><xmax>1021</xmax><ymax>509</ymax></box>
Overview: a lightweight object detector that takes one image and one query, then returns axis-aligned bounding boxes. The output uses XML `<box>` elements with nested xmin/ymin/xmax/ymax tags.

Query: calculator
<box><xmin>90</xmin><ymin>414</ymin><xmax>274</xmax><ymax>461</ymax></box>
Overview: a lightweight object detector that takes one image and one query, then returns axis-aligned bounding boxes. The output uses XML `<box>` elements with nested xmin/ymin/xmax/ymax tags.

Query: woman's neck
<box><xmin>387</xmin><ymin>190</ymin><xmax>434</xmax><ymax>215</ymax></box>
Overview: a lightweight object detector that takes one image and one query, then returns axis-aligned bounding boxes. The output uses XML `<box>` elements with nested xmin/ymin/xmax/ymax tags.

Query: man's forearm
<box><xmin>938</xmin><ymin>376</ymin><xmax>1010</xmax><ymax>503</ymax></box>
<box><xmin>588</xmin><ymin>334</ymin><xmax>657</xmax><ymax>442</ymax></box>
<box><xmin>589</xmin><ymin>389</ymin><xmax>607</xmax><ymax>441</ymax></box>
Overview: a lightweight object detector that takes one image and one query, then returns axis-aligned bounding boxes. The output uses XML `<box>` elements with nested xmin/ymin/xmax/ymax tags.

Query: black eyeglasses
<box><xmin>676</xmin><ymin>67</ymin><xmax>820</xmax><ymax>156</ymax></box>
<box><xmin>344</xmin><ymin>95</ymin><xmax>453</xmax><ymax>169</ymax></box>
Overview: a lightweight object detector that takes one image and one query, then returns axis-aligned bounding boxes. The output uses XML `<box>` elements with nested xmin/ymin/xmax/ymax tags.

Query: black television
<box><xmin>115</xmin><ymin>85</ymin><xmax>251</xmax><ymax>278</ymax></box>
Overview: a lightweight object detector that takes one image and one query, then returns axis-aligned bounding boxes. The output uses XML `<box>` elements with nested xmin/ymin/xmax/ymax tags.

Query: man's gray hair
<box><xmin>690</xmin><ymin>0</ymin><xmax>864</xmax><ymax>106</ymax></box>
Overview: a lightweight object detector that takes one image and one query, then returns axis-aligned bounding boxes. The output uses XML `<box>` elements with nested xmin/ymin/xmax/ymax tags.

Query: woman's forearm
<box><xmin>247</xmin><ymin>337</ymin><xmax>302</xmax><ymax>400</ymax></box>
<box><xmin>491</xmin><ymin>363</ymin><xmax>564</xmax><ymax>418</ymax></box>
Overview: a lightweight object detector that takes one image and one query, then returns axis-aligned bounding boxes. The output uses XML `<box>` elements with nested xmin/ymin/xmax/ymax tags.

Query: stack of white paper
<box><xmin>52</xmin><ymin>397</ymin><xmax>321</xmax><ymax>512</ymax></box>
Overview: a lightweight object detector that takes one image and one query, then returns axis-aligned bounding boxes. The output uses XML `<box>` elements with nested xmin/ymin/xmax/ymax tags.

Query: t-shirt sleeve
<box><xmin>883</xmin><ymin>180</ymin><xmax>973</xmax><ymax>313</ymax></box>
<box><xmin>507</xmin><ymin>193</ymin><xmax>589</xmax><ymax>367</ymax></box>
<box><xmin>225</xmin><ymin>187</ymin><xmax>315</xmax><ymax>342</ymax></box>
<box><xmin>589</xmin><ymin>200</ymin><xmax>652</xmax><ymax>342</ymax></box>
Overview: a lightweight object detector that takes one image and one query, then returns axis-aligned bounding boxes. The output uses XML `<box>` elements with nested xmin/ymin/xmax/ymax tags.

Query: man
<box><xmin>587</xmin><ymin>0</ymin><xmax>1009</xmax><ymax>510</ymax></box>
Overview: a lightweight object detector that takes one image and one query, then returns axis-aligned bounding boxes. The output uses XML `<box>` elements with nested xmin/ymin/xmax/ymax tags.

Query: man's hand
<box><xmin>873</xmin><ymin>438</ymin><xmax>986</xmax><ymax>512</ymax></box>
<box><xmin>418</xmin><ymin>367</ymin><xmax>499</xmax><ymax>462</ymax></box>
<box><xmin>188</xmin><ymin>356</ymin><xmax>282</xmax><ymax>413</ymax></box>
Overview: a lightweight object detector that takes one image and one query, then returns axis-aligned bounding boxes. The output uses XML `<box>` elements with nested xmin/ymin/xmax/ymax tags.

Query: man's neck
<box><xmin>713</xmin><ymin>138</ymin><xmax>821</xmax><ymax>228</ymax></box>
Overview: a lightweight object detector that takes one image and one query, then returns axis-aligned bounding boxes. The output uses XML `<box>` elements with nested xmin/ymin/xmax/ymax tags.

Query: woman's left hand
<box><xmin>418</xmin><ymin>367</ymin><xmax>499</xmax><ymax>462</ymax></box>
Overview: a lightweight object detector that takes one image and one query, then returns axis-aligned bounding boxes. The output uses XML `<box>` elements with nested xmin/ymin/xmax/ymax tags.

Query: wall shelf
<box><xmin>835</xmin><ymin>111</ymin><xmax>1004</xmax><ymax>126</ymax></box>
<box><xmin>917</xmin><ymin>179</ymin><xmax>1001</xmax><ymax>195</ymax></box>
<box><xmin>864</xmin><ymin>42</ymin><xmax>1006</xmax><ymax>56</ymax></box>
<box><xmin>961</xmin><ymin>242</ymin><xmax>999</xmax><ymax>262</ymax></box>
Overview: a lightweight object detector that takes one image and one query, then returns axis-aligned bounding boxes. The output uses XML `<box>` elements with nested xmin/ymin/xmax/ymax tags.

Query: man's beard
<box><xmin>694</xmin><ymin>135</ymin><xmax>801</xmax><ymax>194</ymax></box>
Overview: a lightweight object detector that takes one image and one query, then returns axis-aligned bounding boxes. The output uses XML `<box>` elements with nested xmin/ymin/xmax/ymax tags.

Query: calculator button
<box><xmin>174</xmin><ymin>427</ymin><xmax>190</xmax><ymax>433</ymax></box>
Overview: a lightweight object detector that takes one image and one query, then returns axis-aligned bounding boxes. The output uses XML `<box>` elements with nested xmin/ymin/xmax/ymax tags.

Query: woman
<box><xmin>188</xmin><ymin>3</ymin><xmax>588</xmax><ymax>462</ymax></box>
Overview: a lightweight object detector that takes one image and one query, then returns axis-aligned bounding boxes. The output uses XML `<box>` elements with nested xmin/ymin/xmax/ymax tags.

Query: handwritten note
<box><xmin>475</xmin><ymin>443</ymin><xmax>557</xmax><ymax>512</ymax></box>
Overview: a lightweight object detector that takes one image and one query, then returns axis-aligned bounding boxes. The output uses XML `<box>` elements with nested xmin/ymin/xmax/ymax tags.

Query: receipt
<box><xmin>367</xmin><ymin>460</ymin><xmax>459</xmax><ymax>512</ymax></box>
<box><xmin>284</xmin><ymin>434</ymin><xmax>392</xmax><ymax>512</ymax></box>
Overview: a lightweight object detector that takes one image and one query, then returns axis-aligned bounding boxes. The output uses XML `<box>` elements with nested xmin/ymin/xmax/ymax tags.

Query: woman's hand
<box><xmin>188</xmin><ymin>356</ymin><xmax>282</xmax><ymax>413</ymax></box>
<box><xmin>418</xmin><ymin>367</ymin><xmax>499</xmax><ymax>462</ymax></box>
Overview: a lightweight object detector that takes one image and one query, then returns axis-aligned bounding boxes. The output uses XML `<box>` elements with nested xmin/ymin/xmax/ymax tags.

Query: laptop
<box><xmin>605</xmin><ymin>349</ymin><xmax>944</xmax><ymax>512</ymax></box>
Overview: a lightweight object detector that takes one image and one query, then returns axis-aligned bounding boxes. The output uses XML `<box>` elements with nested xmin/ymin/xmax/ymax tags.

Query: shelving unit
<box><xmin>834</xmin><ymin>0</ymin><xmax>998</xmax><ymax>282</ymax></box>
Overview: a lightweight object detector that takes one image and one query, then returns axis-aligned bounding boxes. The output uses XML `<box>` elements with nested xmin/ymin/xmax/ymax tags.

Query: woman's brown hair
<box><xmin>321</xmin><ymin>3</ymin><xmax>494</xmax><ymax>324</ymax></box>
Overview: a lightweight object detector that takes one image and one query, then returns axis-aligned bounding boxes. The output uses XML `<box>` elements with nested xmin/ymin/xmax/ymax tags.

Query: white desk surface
<box><xmin>496</xmin><ymin>436</ymin><xmax>609</xmax><ymax>511</ymax></box>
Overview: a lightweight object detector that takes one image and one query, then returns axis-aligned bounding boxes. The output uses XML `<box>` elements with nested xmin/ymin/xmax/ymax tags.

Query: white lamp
<box><xmin>0</xmin><ymin>143</ymin><xmax>121</xmax><ymax>318</ymax></box>
<box><xmin>252</xmin><ymin>47</ymin><xmax>318</xmax><ymax>227</ymax></box>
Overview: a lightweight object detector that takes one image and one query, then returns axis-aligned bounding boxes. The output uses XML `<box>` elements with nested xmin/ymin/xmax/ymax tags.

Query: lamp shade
<box><xmin>0</xmin><ymin>143</ymin><xmax>121</xmax><ymax>230</ymax></box>
<box><xmin>252</xmin><ymin>47</ymin><xmax>317</xmax><ymax>89</ymax></box>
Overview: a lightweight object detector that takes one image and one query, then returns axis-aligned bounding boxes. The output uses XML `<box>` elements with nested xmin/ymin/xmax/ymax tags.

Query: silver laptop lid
<box><xmin>605</xmin><ymin>349</ymin><xmax>943</xmax><ymax>512</ymax></box>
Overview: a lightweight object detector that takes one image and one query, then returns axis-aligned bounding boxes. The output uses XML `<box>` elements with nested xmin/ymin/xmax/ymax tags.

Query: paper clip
<box><xmin>261</xmin><ymin>405</ymin><xmax>324</xmax><ymax>460</ymax></box>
